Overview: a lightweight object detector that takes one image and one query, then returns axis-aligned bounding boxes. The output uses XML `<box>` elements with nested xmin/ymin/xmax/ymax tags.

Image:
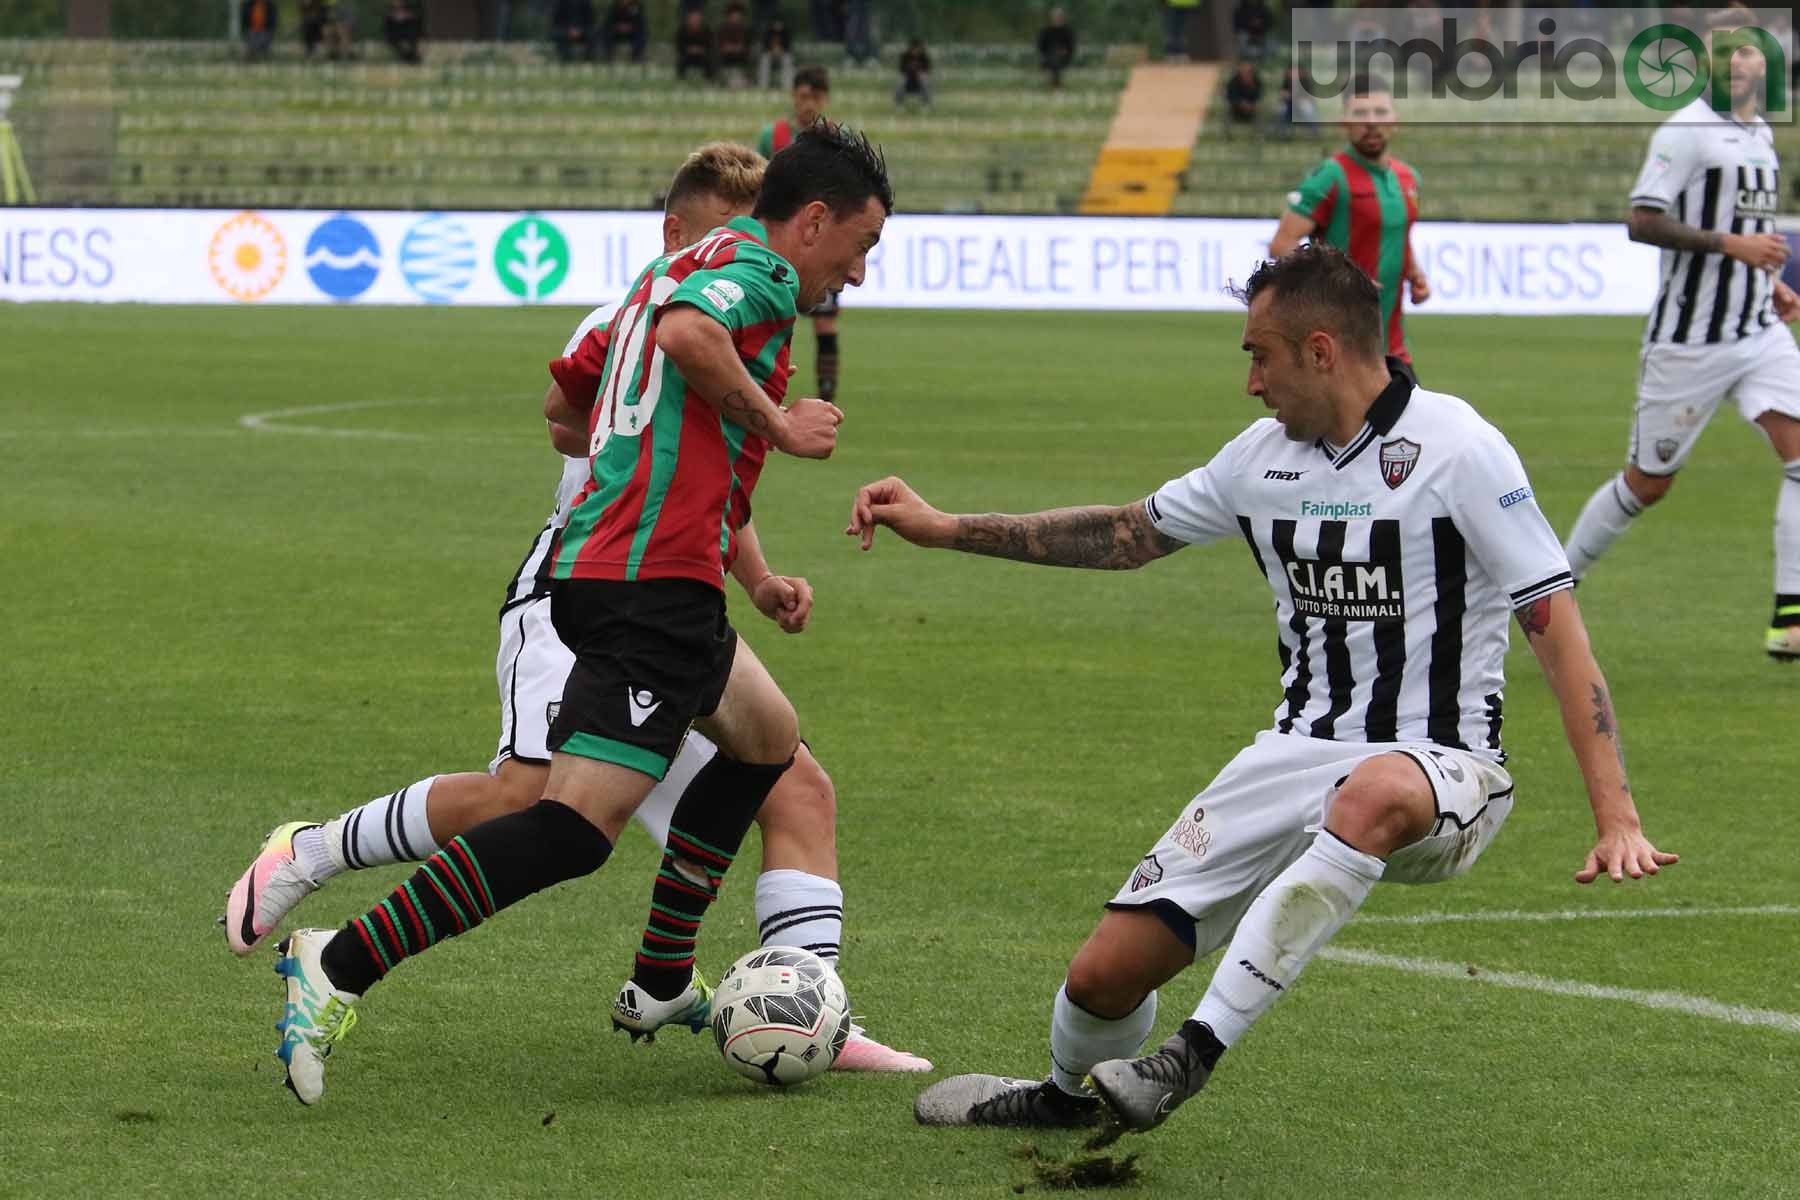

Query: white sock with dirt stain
<box><xmin>1192</xmin><ymin>831</ymin><xmax>1384</xmax><ymax>1045</ymax></box>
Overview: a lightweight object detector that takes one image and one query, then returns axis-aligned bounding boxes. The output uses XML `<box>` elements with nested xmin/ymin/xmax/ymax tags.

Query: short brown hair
<box><xmin>665</xmin><ymin>141</ymin><xmax>766</xmax><ymax>214</ymax></box>
<box><xmin>794</xmin><ymin>65</ymin><xmax>830</xmax><ymax>93</ymax></box>
<box><xmin>1233</xmin><ymin>243</ymin><xmax>1383</xmax><ymax>361</ymax></box>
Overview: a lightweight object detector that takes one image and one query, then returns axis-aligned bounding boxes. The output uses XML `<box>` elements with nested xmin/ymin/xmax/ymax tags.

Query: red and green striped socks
<box><xmin>320</xmin><ymin>799</ymin><xmax>611</xmax><ymax>995</ymax></box>
<box><xmin>631</xmin><ymin>754</ymin><xmax>792</xmax><ymax>1000</ymax></box>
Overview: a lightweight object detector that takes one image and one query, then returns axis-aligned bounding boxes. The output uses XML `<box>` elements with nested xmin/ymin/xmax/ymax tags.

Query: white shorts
<box><xmin>490</xmin><ymin>594</ymin><xmax>719</xmax><ymax>847</ymax></box>
<box><xmin>1109</xmin><ymin>730</ymin><xmax>1515</xmax><ymax>958</ymax></box>
<box><xmin>1631</xmin><ymin>324</ymin><xmax>1800</xmax><ymax>475</ymax></box>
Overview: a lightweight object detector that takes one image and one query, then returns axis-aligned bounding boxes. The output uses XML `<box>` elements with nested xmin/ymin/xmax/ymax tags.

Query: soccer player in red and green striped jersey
<box><xmin>1270</xmin><ymin>76</ymin><xmax>1429</xmax><ymax>373</ymax></box>
<box><xmin>271</xmin><ymin>125</ymin><xmax>893</xmax><ymax>1105</ymax></box>
<box><xmin>759</xmin><ymin>66</ymin><xmax>848</xmax><ymax>403</ymax></box>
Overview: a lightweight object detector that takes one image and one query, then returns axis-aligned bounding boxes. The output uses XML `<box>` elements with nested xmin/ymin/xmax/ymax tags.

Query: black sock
<box><xmin>632</xmin><ymin>753</ymin><xmax>792</xmax><ymax>999</ymax></box>
<box><xmin>320</xmin><ymin>799</ymin><xmax>611</xmax><ymax>995</ymax></box>
<box><xmin>815</xmin><ymin>332</ymin><xmax>839</xmax><ymax>402</ymax></box>
<box><xmin>1775</xmin><ymin>593</ymin><xmax>1800</xmax><ymax>628</ymax></box>
<box><xmin>1178</xmin><ymin>1019</ymin><xmax>1228</xmax><ymax>1072</ymax></box>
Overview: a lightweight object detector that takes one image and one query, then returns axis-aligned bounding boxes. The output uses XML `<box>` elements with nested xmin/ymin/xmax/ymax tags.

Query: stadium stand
<box><xmin>4</xmin><ymin>36</ymin><xmax>1797</xmax><ymax>219</ymax></box>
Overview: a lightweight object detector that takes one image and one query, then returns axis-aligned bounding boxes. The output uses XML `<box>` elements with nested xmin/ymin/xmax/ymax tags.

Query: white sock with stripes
<box><xmin>1564</xmin><ymin>472</ymin><xmax>1645</xmax><ymax>579</ymax></box>
<box><xmin>296</xmin><ymin>776</ymin><xmax>440</xmax><ymax>880</ymax></box>
<box><xmin>1775</xmin><ymin>460</ymin><xmax>1800</xmax><ymax>598</ymax></box>
<box><xmin>754</xmin><ymin>869</ymin><xmax>843</xmax><ymax>969</ymax></box>
<box><xmin>1193</xmin><ymin>832</ymin><xmax>1384</xmax><ymax>1046</ymax></box>
<box><xmin>1049</xmin><ymin>983</ymin><xmax>1156</xmax><ymax>1096</ymax></box>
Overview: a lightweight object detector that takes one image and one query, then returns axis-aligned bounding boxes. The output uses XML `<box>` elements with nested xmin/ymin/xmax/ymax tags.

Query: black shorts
<box><xmin>546</xmin><ymin>577</ymin><xmax>737</xmax><ymax>780</ymax></box>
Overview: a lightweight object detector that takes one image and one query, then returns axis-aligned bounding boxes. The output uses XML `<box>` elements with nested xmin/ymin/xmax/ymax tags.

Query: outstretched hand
<box><xmin>1575</xmin><ymin>827</ymin><xmax>1678</xmax><ymax>884</ymax></box>
<box><xmin>845</xmin><ymin>476</ymin><xmax>955</xmax><ymax>551</ymax></box>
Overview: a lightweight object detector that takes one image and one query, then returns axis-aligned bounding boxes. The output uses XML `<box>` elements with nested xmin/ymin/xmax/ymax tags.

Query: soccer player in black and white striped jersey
<box><xmin>855</xmin><ymin>244</ymin><xmax>1677</xmax><ymax>1136</ymax></box>
<box><xmin>1563</xmin><ymin>4</ymin><xmax>1800</xmax><ymax>659</ymax></box>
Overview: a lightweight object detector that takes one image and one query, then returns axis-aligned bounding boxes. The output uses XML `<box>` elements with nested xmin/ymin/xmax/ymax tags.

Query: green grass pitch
<box><xmin>1</xmin><ymin>304</ymin><xmax>1796</xmax><ymax>1197</ymax></box>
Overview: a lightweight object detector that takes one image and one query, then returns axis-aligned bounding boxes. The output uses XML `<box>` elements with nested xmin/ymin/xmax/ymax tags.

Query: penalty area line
<box><xmin>1320</xmin><ymin>947</ymin><xmax>1800</xmax><ymax>1036</ymax></box>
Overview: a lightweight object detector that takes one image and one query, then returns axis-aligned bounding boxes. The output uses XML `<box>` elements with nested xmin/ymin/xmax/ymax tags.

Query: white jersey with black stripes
<box><xmin>501</xmin><ymin>303</ymin><xmax>615</xmax><ymax>612</ymax></box>
<box><xmin>1630</xmin><ymin>97</ymin><xmax>1782</xmax><ymax>347</ymax></box>
<box><xmin>1145</xmin><ymin>373</ymin><xmax>1571</xmax><ymax>756</ymax></box>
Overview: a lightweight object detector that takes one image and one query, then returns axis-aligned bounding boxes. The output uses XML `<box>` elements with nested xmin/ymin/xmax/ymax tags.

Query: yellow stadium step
<box><xmin>1080</xmin><ymin>63</ymin><xmax>1217</xmax><ymax>216</ymax></box>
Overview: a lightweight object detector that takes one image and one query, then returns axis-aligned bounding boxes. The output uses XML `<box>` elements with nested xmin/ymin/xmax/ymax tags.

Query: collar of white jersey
<box><xmin>1315</xmin><ymin>359</ymin><xmax>1414</xmax><ymax>470</ymax></box>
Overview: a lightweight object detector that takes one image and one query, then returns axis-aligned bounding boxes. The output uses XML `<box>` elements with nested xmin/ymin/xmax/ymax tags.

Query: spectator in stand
<box><xmin>1163</xmin><ymin>0</ymin><xmax>1198</xmax><ymax>60</ymax></box>
<box><xmin>600</xmin><ymin>0</ymin><xmax>649</xmax><ymax>63</ymax></box>
<box><xmin>551</xmin><ymin>0</ymin><xmax>597</xmax><ymax>63</ymax></box>
<box><xmin>895</xmin><ymin>38</ymin><xmax>932</xmax><ymax>108</ymax></box>
<box><xmin>1277</xmin><ymin>64</ymin><xmax>1317</xmax><ymax>138</ymax></box>
<box><xmin>675</xmin><ymin>9</ymin><xmax>716</xmax><ymax>81</ymax></box>
<box><xmin>301</xmin><ymin>1</ymin><xmax>352</xmax><ymax>60</ymax></box>
<box><xmin>241</xmin><ymin>0</ymin><xmax>277</xmax><ymax>60</ymax></box>
<box><xmin>1038</xmin><ymin>7</ymin><xmax>1075</xmax><ymax>90</ymax></box>
<box><xmin>384</xmin><ymin>1</ymin><xmax>424</xmax><ymax>63</ymax></box>
<box><xmin>1234</xmin><ymin>0</ymin><xmax>1272</xmax><ymax>62</ymax></box>
<box><xmin>718</xmin><ymin>3</ymin><xmax>755</xmax><ymax>84</ymax></box>
<box><xmin>1225</xmin><ymin>60</ymin><xmax>1263</xmax><ymax>132</ymax></box>
<box><xmin>845</xmin><ymin>0</ymin><xmax>874</xmax><ymax>65</ymax></box>
<box><xmin>758</xmin><ymin>10</ymin><xmax>795</xmax><ymax>89</ymax></box>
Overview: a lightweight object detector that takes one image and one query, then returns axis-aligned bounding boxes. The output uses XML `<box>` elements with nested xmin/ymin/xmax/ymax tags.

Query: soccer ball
<box><xmin>711</xmin><ymin>946</ymin><xmax>851</xmax><ymax>1086</ymax></box>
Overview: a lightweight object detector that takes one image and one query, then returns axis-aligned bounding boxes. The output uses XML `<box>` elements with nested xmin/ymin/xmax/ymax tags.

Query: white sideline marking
<box><xmin>238</xmin><ymin>398</ymin><xmax>432</xmax><ymax>440</ymax></box>
<box><xmin>1320</xmin><ymin>947</ymin><xmax>1800</xmax><ymax>1036</ymax></box>
<box><xmin>1357</xmin><ymin>904</ymin><xmax>1800</xmax><ymax>926</ymax></box>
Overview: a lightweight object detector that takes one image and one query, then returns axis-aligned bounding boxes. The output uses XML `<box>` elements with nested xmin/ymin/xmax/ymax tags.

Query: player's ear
<box><xmin>1306</xmin><ymin>329</ymin><xmax>1335</xmax><ymax>370</ymax></box>
<box><xmin>803</xmin><ymin>199</ymin><xmax>831</xmax><ymax>243</ymax></box>
<box><xmin>661</xmin><ymin>212</ymin><xmax>683</xmax><ymax>250</ymax></box>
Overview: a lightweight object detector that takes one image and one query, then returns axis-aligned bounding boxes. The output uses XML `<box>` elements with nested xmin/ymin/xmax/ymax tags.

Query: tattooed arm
<box><xmin>845</xmin><ymin>476</ymin><xmax>1185</xmax><ymax>569</ymax></box>
<box><xmin>1628</xmin><ymin>207</ymin><xmax>1790</xmax><ymax>270</ymax></box>
<box><xmin>656</xmin><ymin>306</ymin><xmax>842</xmax><ymax>459</ymax></box>
<box><xmin>1514</xmin><ymin>589</ymin><xmax>1678</xmax><ymax>883</ymax></box>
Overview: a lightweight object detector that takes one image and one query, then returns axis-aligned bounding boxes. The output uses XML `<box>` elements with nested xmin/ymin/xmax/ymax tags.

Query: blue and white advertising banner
<box><xmin>1</xmin><ymin>206</ymin><xmax>1682</xmax><ymax>315</ymax></box>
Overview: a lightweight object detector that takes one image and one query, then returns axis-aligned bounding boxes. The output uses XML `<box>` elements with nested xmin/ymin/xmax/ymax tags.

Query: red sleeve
<box><xmin>547</xmin><ymin>325</ymin><xmax>611</xmax><ymax>412</ymax></box>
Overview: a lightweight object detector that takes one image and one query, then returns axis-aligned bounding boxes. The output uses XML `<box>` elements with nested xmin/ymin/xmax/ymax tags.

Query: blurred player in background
<box><xmin>1269</xmin><ymin>74</ymin><xmax>1428</xmax><ymax>381</ymax></box>
<box><xmin>759</xmin><ymin>65</ymin><xmax>846</xmax><ymax>402</ymax></box>
<box><xmin>233</xmin><ymin>136</ymin><xmax>921</xmax><ymax>1104</ymax></box>
<box><xmin>1563</xmin><ymin>5</ymin><xmax>1800</xmax><ymax>660</ymax></box>
<box><xmin>854</xmin><ymin>245</ymin><xmax>1674</xmax><ymax>1137</ymax></box>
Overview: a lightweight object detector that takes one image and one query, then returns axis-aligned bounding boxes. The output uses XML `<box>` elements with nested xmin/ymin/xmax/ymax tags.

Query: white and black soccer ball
<box><xmin>711</xmin><ymin>946</ymin><xmax>850</xmax><ymax>1086</ymax></box>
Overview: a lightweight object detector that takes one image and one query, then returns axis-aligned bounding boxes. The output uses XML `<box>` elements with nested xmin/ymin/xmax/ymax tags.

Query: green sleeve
<box><xmin>1288</xmin><ymin>158</ymin><xmax>1341</xmax><ymax>228</ymax></box>
<box><xmin>668</xmin><ymin>252</ymin><xmax>796</xmax><ymax>332</ymax></box>
<box><xmin>755</xmin><ymin>125</ymin><xmax>774</xmax><ymax>160</ymax></box>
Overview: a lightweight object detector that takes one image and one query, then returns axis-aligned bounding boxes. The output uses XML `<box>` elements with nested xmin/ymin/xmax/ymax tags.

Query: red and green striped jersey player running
<box><xmin>1270</xmin><ymin>75</ymin><xmax>1430</xmax><ymax>374</ymax></box>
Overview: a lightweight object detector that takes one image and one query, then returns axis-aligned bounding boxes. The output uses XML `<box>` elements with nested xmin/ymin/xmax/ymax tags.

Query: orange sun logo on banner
<box><xmin>209</xmin><ymin>212</ymin><xmax>288</xmax><ymax>301</ymax></box>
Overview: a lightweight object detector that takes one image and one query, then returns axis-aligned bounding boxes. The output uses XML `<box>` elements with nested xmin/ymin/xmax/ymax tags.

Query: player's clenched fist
<box><xmin>846</xmin><ymin>476</ymin><xmax>956</xmax><ymax>551</ymax></box>
<box><xmin>774</xmin><ymin>396</ymin><xmax>843</xmax><ymax>459</ymax></box>
<box><xmin>1724</xmin><ymin>231</ymin><xmax>1790</xmax><ymax>271</ymax></box>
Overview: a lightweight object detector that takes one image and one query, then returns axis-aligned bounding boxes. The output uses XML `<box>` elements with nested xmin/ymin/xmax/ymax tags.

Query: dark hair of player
<box><xmin>665</xmin><ymin>141</ymin><xmax>767</xmax><ymax>214</ymax></box>
<box><xmin>752</xmin><ymin>122</ymin><xmax>893</xmax><ymax>221</ymax></box>
<box><xmin>1232</xmin><ymin>243</ymin><xmax>1384</xmax><ymax>361</ymax></box>
<box><xmin>794</xmin><ymin>65</ymin><xmax>830</xmax><ymax>93</ymax></box>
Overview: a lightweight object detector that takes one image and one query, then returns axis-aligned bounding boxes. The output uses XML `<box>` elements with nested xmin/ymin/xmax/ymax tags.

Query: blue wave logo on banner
<box><xmin>400</xmin><ymin>215</ymin><xmax>478</xmax><ymax>304</ymax></box>
<box><xmin>304</xmin><ymin>214</ymin><xmax>381</xmax><ymax>300</ymax></box>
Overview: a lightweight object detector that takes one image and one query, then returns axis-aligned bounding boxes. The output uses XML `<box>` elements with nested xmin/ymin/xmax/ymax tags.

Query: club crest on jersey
<box><xmin>1379</xmin><ymin>438</ymin><xmax>1421</xmax><ymax>490</ymax></box>
<box><xmin>1127</xmin><ymin>853</ymin><xmax>1164</xmax><ymax>893</ymax></box>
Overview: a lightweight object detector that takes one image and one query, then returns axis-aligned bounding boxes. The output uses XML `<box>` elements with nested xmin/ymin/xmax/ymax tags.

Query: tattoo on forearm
<box><xmin>1630</xmin><ymin>210</ymin><xmax>1724</xmax><ymax>255</ymax></box>
<box><xmin>1589</xmin><ymin>682</ymin><xmax>1631</xmax><ymax>788</ymax></box>
<box><xmin>718</xmin><ymin>388</ymin><xmax>772</xmax><ymax>434</ymax></box>
<box><xmin>951</xmin><ymin>504</ymin><xmax>1183</xmax><ymax>570</ymax></box>
<box><xmin>1514</xmin><ymin>596</ymin><xmax>1552</xmax><ymax>639</ymax></box>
